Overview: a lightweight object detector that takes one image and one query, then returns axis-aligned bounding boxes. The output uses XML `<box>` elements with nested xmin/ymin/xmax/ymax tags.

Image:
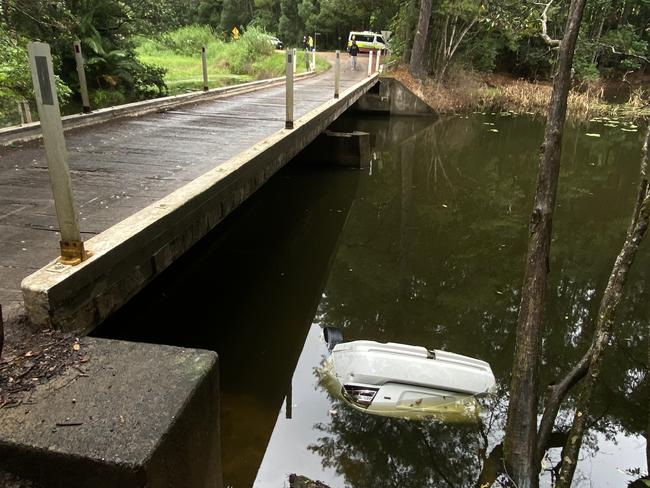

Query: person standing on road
<box><xmin>307</xmin><ymin>35</ymin><xmax>314</xmax><ymax>50</ymax></box>
<box><xmin>348</xmin><ymin>39</ymin><xmax>359</xmax><ymax>71</ymax></box>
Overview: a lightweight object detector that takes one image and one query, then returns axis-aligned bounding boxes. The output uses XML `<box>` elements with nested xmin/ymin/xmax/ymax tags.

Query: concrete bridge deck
<box><xmin>0</xmin><ymin>55</ymin><xmax>373</xmax><ymax>328</ymax></box>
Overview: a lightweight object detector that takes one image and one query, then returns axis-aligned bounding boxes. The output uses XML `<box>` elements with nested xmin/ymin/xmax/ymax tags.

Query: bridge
<box><xmin>0</xmin><ymin>51</ymin><xmax>437</xmax><ymax>487</ymax></box>
<box><xmin>0</xmin><ymin>54</ymin><xmax>380</xmax><ymax>333</ymax></box>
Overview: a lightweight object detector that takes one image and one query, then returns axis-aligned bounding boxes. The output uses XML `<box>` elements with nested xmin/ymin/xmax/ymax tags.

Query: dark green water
<box><xmin>96</xmin><ymin>112</ymin><xmax>649</xmax><ymax>487</ymax></box>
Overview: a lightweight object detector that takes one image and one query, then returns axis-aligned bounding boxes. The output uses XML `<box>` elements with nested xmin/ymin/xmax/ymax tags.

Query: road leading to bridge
<box><xmin>0</xmin><ymin>53</ymin><xmax>370</xmax><ymax>313</ymax></box>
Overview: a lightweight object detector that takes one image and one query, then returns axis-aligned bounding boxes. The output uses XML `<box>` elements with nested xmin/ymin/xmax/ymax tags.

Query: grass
<box><xmin>135</xmin><ymin>26</ymin><xmax>330</xmax><ymax>95</ymax></box>
<box><xmin>390</xmin><ymin>65</ymin><xmax>650</xmax><ymax>121</ymax></box>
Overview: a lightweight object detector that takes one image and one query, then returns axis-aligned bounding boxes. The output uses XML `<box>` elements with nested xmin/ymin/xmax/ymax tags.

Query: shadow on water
<box><xmin>94</xmin><ymin>158</ymin><xmax>360</xmax><ymax>487</ymax></box>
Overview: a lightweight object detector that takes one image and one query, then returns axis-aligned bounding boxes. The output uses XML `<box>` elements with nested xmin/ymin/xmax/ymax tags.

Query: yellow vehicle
<box><xmin>347</xmin><ymin>31</ymin><xmax>388</xmax><ymax>55</ymax></box>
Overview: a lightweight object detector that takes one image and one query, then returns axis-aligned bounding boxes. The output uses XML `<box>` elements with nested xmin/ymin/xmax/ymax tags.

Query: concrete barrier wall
<box><xmin>21</xmin><ymin>75</ymin><xmax>379</xmax><ymax>333</ymax></box>
<box><xmin>354</xmin><ymin>77</ymin><xmax>434</xmax><ymax>116</ymax></box>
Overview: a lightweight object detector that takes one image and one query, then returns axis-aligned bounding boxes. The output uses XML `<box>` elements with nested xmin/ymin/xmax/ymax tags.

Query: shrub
<box><xmin>131</xmin><ymin>62</ymin><xmax>168</xmax><ymax>98</ymax></box>
<box><xmin>0</xmin><ymin>27</ymin><xmax>71</xmax><ymax>127</ymax></box>
<box><xmin>90</xmin><ymin>88</ymin><xmax>126</xmax><ymax>107</ymax></box>
<box><xmin>162</xmin><ymin>25</ymin><xmax>218</xmax><ymax>56</ymax></box>
<box><xmin>228</xmin><ymin>26</ymin><xmax>275</xmax><ymax>74</ymax></box>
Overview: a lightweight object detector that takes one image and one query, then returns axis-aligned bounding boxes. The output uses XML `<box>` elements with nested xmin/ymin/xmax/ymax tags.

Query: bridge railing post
<box><xmin>334</xmin><ymin>50</ymin><xmax>340</xmax><ymax>99</ymax></box>
<box><xmin>285</xmin><ymin>49</ymin><xmax>294</xmax><ymax>129</ymax></box>
<box><xmin>368</xmin><ymin>50</ymin><xmax>373</xmax><ymax>76</ymax></box>
<box><xmin>376</xmin><ymin>50</ymin><xmax>381</xmax><ymax>73</ymax></box>
<box><xmin>28</xmin><ymin>41</ymin><xmax>87</xmax><ymax>265</ymax></box>
<box><xmin>201</xmin><ymin>46</ymin><xmax>209</xmax><ymax>91</ymax></box>
<box><xmin>23</xmin><ymin>101</ymin><xmax>32</xmax><ymax>123</ymax></box>
<box><xmin>73</xmin><ymin>41</ymin><xmax>91</xmax><ymax>113</ymax></box>
<box><xmin>292</xmin><ymin>48</ymin><xmax>297</xmax><ymax>74</ymax></box>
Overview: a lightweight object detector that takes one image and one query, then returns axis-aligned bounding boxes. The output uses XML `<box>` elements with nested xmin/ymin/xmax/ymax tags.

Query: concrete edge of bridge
<box><xmin>0</xmin><ymin>70</ymin><xmax>319</xmax><ymax>148</ymax></box>
<box><xmin>21</xmin><ymin>73</ymin><xmax>380</xmax><ymax>334</ymax></box>
<box><xmin>0</xmin><ymin>337</ymin><xmax>221</xmax><ymax>488</ymax></box>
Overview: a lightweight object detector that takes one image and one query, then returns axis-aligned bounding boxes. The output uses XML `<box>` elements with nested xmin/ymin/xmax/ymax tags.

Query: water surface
<box><xmin>97</xmin><ymin>112</ymin><xmax>649</xmax><ymax>487</ymax></box>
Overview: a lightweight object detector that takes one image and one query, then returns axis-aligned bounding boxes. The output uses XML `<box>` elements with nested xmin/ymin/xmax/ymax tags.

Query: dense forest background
<box><xmin>1</xmin><ymin>0</ymin><xmax>649</xmax><ymax>121</ymax></box>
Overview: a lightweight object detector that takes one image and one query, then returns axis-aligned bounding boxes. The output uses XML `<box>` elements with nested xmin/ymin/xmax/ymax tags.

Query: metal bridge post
<box><xmin>28</xmin><ymin>41</ymin><xmax>88</xmax><ymax>265</ymax></box>
<box><xmin>334</xmin><ymin>50</ymin><xmax>340</xmax><ymax>99</ymax></box>
<box><xmin>285</xmin><ymin>49</ymin><xmax>294</xmax><ymax>129</ymax></box>
<box><xmin>201</xmin><ymin>46</ymin><xmax>209</xmax><ymax>91</ymax></box>
<box><xmin>73</xmin><ymin>41</ymin><xmax>91</xmax><ymax>113</ymax></box>
<box><xmin>368</xmin><ymin>50</ymin><xmax>373</xmax><ymax>76</ymax></box>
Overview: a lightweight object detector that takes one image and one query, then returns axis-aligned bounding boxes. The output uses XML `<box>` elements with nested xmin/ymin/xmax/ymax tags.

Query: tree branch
<box><xmin>597</xmin><ymin>42</ymin><xmax>650</xmax><ymax>65</ymax></box>
<box><xmin>535</xmin><ymin>344</ymin><xmax>592</xmax><ymax>463</ymax></box>
<box><xmin>539</xmin><ymin>0</ymin><xmax>562</xmax><ymax>48</ymax></box>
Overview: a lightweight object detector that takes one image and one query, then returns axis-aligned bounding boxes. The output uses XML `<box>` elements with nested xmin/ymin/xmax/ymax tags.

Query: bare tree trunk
<box><xmin>0</xmin><ymin>304</ymin><xmax>3</xmax><ymax>358</ymax></box>
<box><xmin>422</xmin><ymin>17</ymin><xmax>435</xmax><ymax>76</ymax></box>
<box><xmin>555</xmin><ymin>126</ymin><xmax>650</xmax><ymax>488</ymax></box>
<box><xmin>410</xmin><ymin>0</ymin><xmax>433</xmax><ymax>78</ymax></box>
<box><xmin>503</xmin><ymin>0</ymin><xmax>587</xmax><ymax>486</ymax></box>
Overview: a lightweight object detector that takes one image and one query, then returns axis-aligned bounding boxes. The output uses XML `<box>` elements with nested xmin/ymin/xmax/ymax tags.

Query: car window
<box><xmin>376</xmin><ymin>36</ymin><xmax>384</xmax><ymax>44</ymax></box>
<box><xmin>356</xmin><ymin>35</ymin><xmax>374</xmax><ymax>43</ymax></box>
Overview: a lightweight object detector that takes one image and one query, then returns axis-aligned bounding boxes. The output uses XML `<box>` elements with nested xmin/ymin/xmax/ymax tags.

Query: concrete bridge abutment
<box><xmin>297</xmin><ymin>130</ymin><xmax>371</xmax><ymax>169</ymax></box>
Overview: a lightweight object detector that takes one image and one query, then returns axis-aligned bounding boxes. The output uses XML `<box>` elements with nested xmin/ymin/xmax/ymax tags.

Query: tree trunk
<box><xmin>647</xmin><ymin>324</ymin><xmax>650</xmax><ymax>478</ymax></box>
<box><xmin>0</xmin><ymin>304</ymin><xmax>3</xmax><ymax>359</ymax></box>
<box><xmin>503</xmin><ymin>0</ymin><xmax>587</xmax><ymax>486</ymax></box>
<box><xmin>410</xmin><ymin>0</ymin><xmax>433</xmax><ymax>78</ymax></box>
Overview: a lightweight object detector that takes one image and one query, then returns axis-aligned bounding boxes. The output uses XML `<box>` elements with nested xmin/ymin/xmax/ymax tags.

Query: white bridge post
<box><xmin>28</xmin><ymin>41</ymin><xmax>87</xmax><ymax>265</ymax></box>
<box><xmin>73</xmin><ymin>41</ymin><xmax>91</xmax><ymax>113</ymax></box>
<box><xmin>376</xmin><ymin>50</ymin><xmax>381</xmax><ymax>73</ymax></box>
<box><xmin>293</xmin><ymin>48</ymin><xmax>297</xmax><ymax>73</ymax></box>
<box><xmin>311</xmin><ymin>49</ymin><xmax>316</xmax><ymax>71</ymax></box>
<box><xmin>368</xmin><ymin>50</ymin><xmax>373</xmax><ymax>76</ymax></box>
<box><xmin>201</xmin><ymin>46</ymin><xmax>209</xmax><ymax>91</ymax></box>
<box><xmin>334</xmin><ymin>50</ymin><xmax>340</xmax><ymax>99</ymax></box>
<box><xmin>285</xmin><ymin>49</ymin><xmax>294</xmax><ymax>129</ymax></box>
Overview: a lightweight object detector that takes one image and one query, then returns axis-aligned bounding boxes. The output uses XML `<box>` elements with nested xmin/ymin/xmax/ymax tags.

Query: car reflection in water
<box><xmin>318</xmin><ymin>327</ymin><xmax>495</xmax><ymax>422</ymax></box>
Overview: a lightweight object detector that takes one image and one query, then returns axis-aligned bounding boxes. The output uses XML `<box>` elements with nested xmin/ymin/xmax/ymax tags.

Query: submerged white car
<box><xmin>322</xmin><ymin>329</ymin><xmax>496</xmax><ymax>419</ymax></box>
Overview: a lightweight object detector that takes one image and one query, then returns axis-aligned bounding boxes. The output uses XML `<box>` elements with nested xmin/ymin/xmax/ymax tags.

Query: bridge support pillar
<box><xmin>298</xmin><ymin>130</ymin><xmax>370</xmax><ymax>168</ymax></box>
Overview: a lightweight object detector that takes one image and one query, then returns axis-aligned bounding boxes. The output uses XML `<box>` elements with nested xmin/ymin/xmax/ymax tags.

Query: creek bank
<box><xmin>390</xmin><ymin>65</ymin><xmax>650</xmax><ymax>121</ymax></box>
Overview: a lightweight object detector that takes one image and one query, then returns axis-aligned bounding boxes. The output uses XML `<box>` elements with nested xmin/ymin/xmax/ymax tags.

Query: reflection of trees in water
<box><xmin>309</xmin><ymin>390</ymin><xmax>488</xmax><ymax>487</ymax></box>
<box><xmin>314</xmin><ymin>115</ymin><xmax>649</xmax><ymax>484</ymax></box>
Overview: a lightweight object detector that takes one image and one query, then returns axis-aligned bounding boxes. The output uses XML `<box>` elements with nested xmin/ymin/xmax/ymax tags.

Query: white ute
<box><xmin>323</xmin><ymin>332</ymin><xmax>496</xmax><ymax>418</ymax></box>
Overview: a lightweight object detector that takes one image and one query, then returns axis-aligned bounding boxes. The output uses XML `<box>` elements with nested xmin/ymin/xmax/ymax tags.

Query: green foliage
<box><xmin>226</xmin><ymin>26</ymin><xmax>275</xmax><ymax>73</ymax></box>
<box><xmin>278</xmin><ymin>0</ymin><xmax>303</xmax><ymax>46</ymax></box>
<box><xmin>599</xmin><ymin>25</ymin><xmax>648</xmax><ymax>75</ymax></box>
<box><xmin>134</xmin><ymin>24</ymin><xmax>315</xmax><ymax>95</ymax></box>
<box><xmin>463</xmin><ymin>32</ymin><xmax>503</xmax><ymax>73</ymax></box>
<box><xmin>0</xmin><ymin>26</ymin><xmax>72</xmax><ymax>125</ymax></box>
<box><xmin>0</xmin><ymin>29</ymin><xmax>32</xmax><ymax>102</ymax></box>
<box><xmin>2</xmin><ymin>0</ymin><xmax>166</xmax><ymax>110</ymax></box>
<box><xmin>90</xmin><ymin>88</ymin><xmax>127</xmax><ymax>107</ymax></box>
<box><xmin>219</xmin><ymin>0</ymin><xmax>252</xmax><ymax>34</ymax></box>
<box><xmin>389</xmin><ymin>0</ymin><xmax>417</xmax><ymax>58</ymax></box>
<box><xmin>160</xmin><ymin>25</ymin><xmax>218</xmax><ymax>55</ymax></box>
